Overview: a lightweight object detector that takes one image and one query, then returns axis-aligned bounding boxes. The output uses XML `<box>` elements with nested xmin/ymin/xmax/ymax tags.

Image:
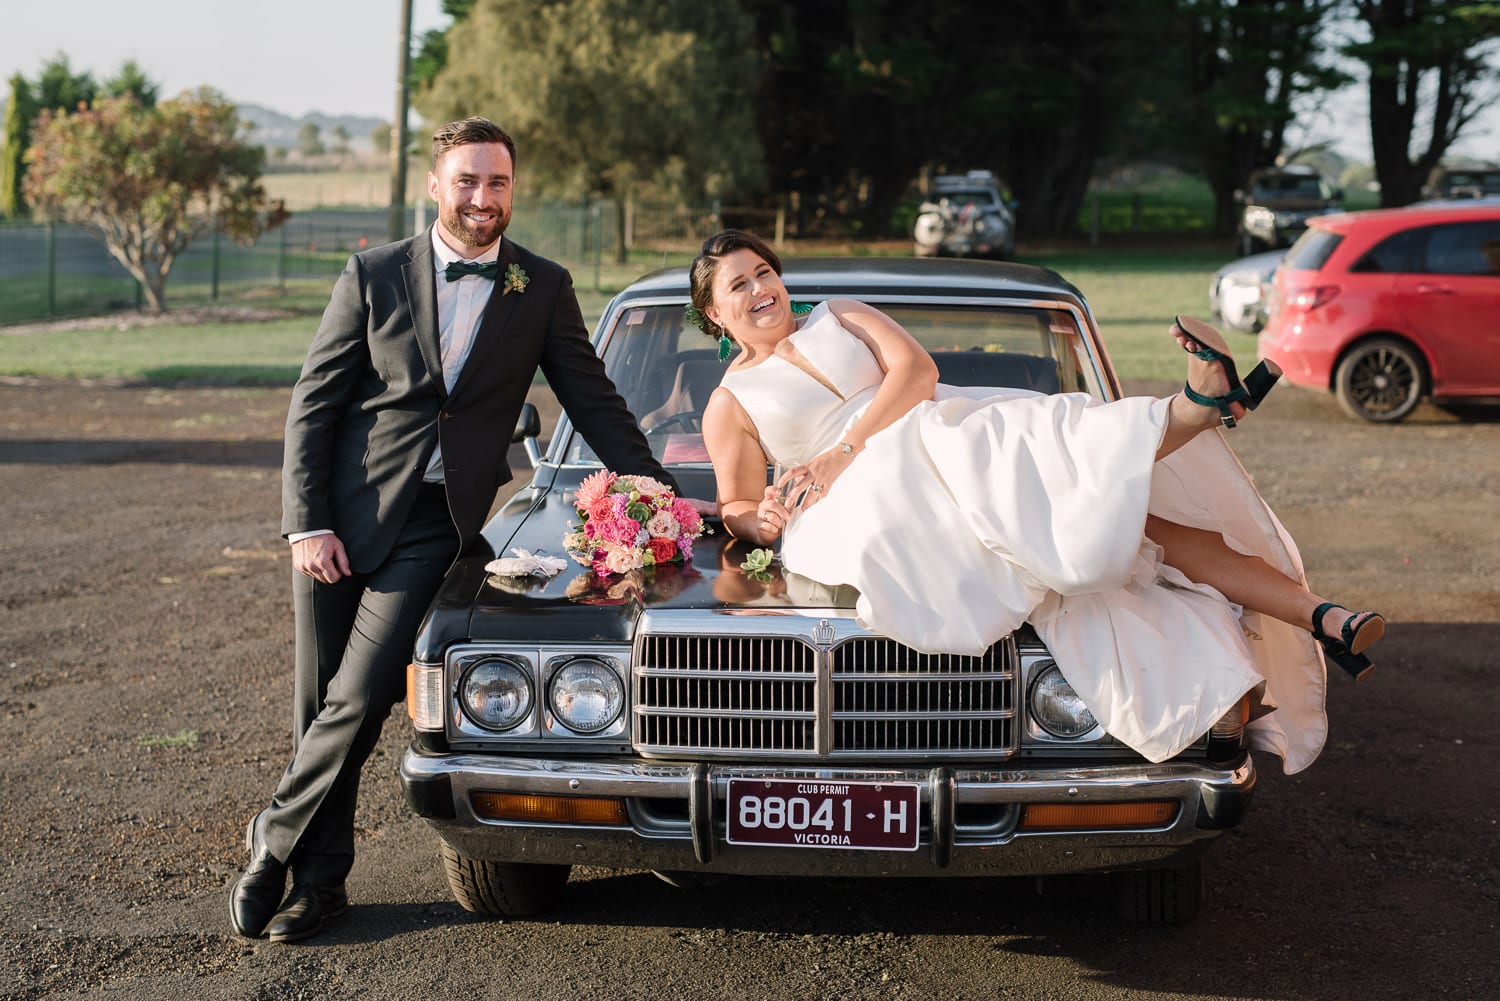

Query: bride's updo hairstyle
<box><xmin>686</xmin><ymin>229</ymin><xmax>783</xmax><ymax>344</ymax></box>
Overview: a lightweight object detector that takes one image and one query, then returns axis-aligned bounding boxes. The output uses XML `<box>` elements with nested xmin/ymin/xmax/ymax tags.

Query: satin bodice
<box><xmin>717</xmin><ymin>303</ymin><xmax>886</xmax><ymax>464</ymax></box>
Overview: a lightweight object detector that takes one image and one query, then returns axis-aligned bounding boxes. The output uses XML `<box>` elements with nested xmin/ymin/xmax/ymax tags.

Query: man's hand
<box><xmin>684</xmin><ymin>497</ymin><xmax>718</xmax><ymax>518</ymax></box>
<box><xmin>292</xmin><ymin>534</ymin><xmax>352</xmax><ymax>584</ymax></box>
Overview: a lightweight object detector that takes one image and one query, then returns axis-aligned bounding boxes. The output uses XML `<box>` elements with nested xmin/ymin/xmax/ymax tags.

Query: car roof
<box><xmin>613</xmin><ymin>257</ymin><xmax>1085</xmax><ymax>305</ymax></box>
<box><xmin>1308</xmin><ymin>201</ymin><xmax>1500</xmax><ymax>234</ymax></box>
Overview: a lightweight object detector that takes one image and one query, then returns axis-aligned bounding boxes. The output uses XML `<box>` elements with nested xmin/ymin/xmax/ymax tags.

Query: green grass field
<box><xmin>0</xmin><ymin>246</ymin><xmax>1239</xmax><ymax>385</ymax></box>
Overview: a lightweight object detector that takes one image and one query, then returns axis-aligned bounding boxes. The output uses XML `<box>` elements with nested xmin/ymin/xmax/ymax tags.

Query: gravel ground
<box><xmin>2</xmin><ymin>376</ymin><xmax>1497</xmax><ymax>1000</ymax></box>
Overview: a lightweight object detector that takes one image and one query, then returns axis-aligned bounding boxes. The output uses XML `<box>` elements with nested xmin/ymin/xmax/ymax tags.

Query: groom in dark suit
<box><xmin>229</xmin><ymin>117</ymin><xmax>676</xmax><ymax>942</ymax></box>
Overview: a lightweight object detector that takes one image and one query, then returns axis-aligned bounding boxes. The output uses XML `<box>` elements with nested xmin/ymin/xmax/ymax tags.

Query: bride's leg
<box><xmin>1144</xmin><ymin>515</ymin><xmax>1357</xmax><ymax>639</ymax></box>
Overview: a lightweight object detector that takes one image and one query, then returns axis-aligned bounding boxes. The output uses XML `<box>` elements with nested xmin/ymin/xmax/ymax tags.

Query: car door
<box><xmin>1393</xmin><ymin>218</ymin><xmax>1500</xmax><ymax>395</ymax></box>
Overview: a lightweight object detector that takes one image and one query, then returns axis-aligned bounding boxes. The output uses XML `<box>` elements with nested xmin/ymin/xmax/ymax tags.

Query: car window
<box><xmin>564</xmin><ymin>302</ymin><xmax>1100</xmax><ymax>468</ymax></box>
<box><xmin>1284</xmin><ymin>228</ymin><xmax>1343</xmax><ymax>270</ymax></box>
<box><xmin>1253</xmin><ymin>175</ymin><xmax>1329</xmax><ymax>201</ymax></box>
<box><xmin>1351</xmin><ymin>228</ymin><xmax>1423</xmax><ymax>274</ymax></box>
<box><xmin>1422</xmin><ymin>220</ymin><xmax>1500</xmax><ymax>275</ymax></box>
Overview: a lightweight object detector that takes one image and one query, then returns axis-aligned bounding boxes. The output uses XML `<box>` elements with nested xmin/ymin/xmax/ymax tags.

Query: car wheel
<box><xmin>1334</xmin><ymin>336</ymin><xmax>1427</xmax><ymax>423</ymax></box>
<box><xmin>440</xmin><ymin>843</ymin><xmax>570</xmax><ymax>917</ymax></box>
<box><xmin>1112</xmin><ymin>861</ymin><xmax>1203</xmax><ymax>924</ymax></box>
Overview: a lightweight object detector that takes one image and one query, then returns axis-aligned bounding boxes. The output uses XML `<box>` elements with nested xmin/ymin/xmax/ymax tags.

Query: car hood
<box><xmin>414</xmin><ymin>484</ymin><xmax>857</xmax><ymax>659</ymax></box>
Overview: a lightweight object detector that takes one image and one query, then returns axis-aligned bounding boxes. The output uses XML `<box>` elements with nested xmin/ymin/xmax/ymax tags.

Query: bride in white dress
<box><xmin>693</xmin><ymin>230</ymin><xmax>1385</xmax><ymax>774</ymax></box>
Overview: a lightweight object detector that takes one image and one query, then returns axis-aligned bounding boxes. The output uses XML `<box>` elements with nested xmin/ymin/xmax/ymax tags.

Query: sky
<box><xmin>2</xmin><ymin>1</ymin><xmax>1496</xmax><ymax>164</ymax></box>
<box><xmin>2</xmin><ymin>0</ymin><xmax>449</xmax><ymax>121</ymax></box>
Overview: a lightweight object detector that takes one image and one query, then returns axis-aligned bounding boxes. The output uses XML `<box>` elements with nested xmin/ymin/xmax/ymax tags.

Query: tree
<box><xmin>33</xmin><ymin>53</ymin><xmax>97</xmax><ymax>113</ymax></box>
<box><xmin>296</xmin><ymin>121</ymin><xmax>325</xmax><ymax>157</ymax></box>
<box><xmin>1347</xmin><ymin>0</ymin><xmax>1500</xmax><ymax>206</ymax></box>
<box><xmin>409</xmin><ymin>0</ymin><xmax>477</xmax><ymax>90</ymax></box>
<box><xmin>1</xmin><ymin>74</ymin><xmax>32</xmax><ymax>217</ymax></box>
<box><xmin>102</xmin><ymin>60</ymin><xmax>160</xmax><ymax>108</ymax></box>
<box><xmin>417</xmin><ymin>0</ymin><xmax>763</xmax><ymax>261</ymax></box>
<box><xmin>24</xmin><ymin>89</ymin><xmax>283</xmax><ymax>313</ymax></box>
<box><xmin>331</xmin><ymin>124</ymin><xmax>351</xmax><ymax>156</ymax></box>
<box><xmin>1143</xmin><ymin>0</ymin><xmax>1348</xmax><ymax>236</ymax></box>
<box><xmin>742</xmin><ymin>0</ymin><xmax>1172</xmax><ymax>239</ymax></box>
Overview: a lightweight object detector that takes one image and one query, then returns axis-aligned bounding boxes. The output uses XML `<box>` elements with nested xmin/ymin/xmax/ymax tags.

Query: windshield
<box><xmin>1253</xmin><ymin>175</ymin><xmax>1331</xmax><ymax>201</ymax></box>
<box><xmin>559</xmin><ymin>301</ymin><xmax>1104</xmax><ymax>469</ymax></box>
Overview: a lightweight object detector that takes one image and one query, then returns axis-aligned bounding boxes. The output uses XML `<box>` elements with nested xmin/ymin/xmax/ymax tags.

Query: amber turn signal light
<box><xmin>1019</xmin><ymin>801</ymin><xmax>1177</xmax><ymax>832</ymax></box>
<box><xmin>470</xmin><ymin>792</ymin><xmax>627</xmax><ymax>825</ymax></box>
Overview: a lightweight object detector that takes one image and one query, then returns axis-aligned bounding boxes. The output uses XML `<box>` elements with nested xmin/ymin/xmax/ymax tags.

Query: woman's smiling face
<box><xmin>708</xmin><ymin>248</ymin><xmax>791</xmax><ymax>340</ymax></box>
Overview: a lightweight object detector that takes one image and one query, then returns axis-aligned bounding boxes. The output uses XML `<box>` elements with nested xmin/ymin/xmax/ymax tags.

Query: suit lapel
<box><xmin>448</xmin><ymin>238</ymin><xmax>524</xmax><ymax>402</ymax></box>
<box><xmin>402</xmin><ymin>228</ymin><xmax>447</xmax><ymax>398</ymax></box>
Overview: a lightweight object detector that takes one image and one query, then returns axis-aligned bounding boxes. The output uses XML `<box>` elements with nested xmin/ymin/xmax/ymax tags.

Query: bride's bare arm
<box><xmin>702</xmin><ymin>387</ymin><xmax>790</xmax><ymax>545</ymax></box>
<box><xmin>793</xmin><ymin>298</ymin><xmax>939</xmax><ymax>502</ymax></box>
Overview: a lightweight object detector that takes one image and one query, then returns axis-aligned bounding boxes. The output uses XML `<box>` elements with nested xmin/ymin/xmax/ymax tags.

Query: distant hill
<box><xmin>235</xmin><ymin>102</ymin><xmax>387</xmax><ymax>154</ymax></box>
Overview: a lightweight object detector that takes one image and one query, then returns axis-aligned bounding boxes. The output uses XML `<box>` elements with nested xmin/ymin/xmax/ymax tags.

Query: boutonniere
<box><xmin>502</xmin><ymin>262</ymin><xmax>528</xmax><ymax>295</ymax></box>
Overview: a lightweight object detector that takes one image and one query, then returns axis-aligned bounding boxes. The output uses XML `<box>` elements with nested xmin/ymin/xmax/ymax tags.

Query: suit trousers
<box><xmin>263</xmin><ymin>483</ymin><xmax>459</xmax><ymax>885</ymax></box>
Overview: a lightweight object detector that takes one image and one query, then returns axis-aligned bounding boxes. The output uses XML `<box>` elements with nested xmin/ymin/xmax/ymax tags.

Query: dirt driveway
<box><xmin>2</xmin><ymin>377</ymin><xmax>1497</xmax><ymax>1000</ymax></box>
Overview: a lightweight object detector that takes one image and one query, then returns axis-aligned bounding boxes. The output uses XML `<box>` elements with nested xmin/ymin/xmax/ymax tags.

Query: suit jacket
<box><xmin>281</xmin><ymin>228</ymin><xmax>674</xmax><ymax>573</ymax></box>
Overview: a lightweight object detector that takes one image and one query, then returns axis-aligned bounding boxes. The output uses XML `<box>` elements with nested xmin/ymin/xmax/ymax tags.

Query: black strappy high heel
<box><xmin>1311</xmin><ymin>602</ymin><xmax>1385</xmax><ymax>683</ymax></box>
<box><xmin>1175</xmin><ymin>314</ymin><xmax>1281</xmax><ymax>429</ymax></box>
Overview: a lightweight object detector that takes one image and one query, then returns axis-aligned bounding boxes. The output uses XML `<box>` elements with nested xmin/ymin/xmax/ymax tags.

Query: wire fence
<box><xmin>0</xmin><ymin>199</ymin><xmax>779</xmax><ymax>327</ymax></box>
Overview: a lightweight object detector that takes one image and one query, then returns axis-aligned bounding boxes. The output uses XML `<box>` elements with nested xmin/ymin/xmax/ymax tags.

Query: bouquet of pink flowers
<box><xmin>564</xmin><ymin>470</ymin><xmax>707</xmax><ymax>577</ymax></box>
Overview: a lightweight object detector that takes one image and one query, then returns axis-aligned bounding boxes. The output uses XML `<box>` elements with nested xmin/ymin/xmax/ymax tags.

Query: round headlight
<box><xmin>1028</xmin><ymin>662</ymin><xmax>1098</xmax><ymax>739</ymax></box>
<box><xmin>460</xmin><ymin>658</ymin><xmax>533</xmax><ymax>731</ymax></box>
<box><xmin>549</xmin><ymin>658</ymin><xmax>624</xmax><ymax>734</ymax></box>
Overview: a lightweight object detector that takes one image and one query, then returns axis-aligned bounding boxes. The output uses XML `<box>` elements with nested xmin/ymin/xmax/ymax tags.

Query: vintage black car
<box><xmin>400</xmin><ymin>258</ymin><xmax>1255</xmax><ymax>924</ymax></box>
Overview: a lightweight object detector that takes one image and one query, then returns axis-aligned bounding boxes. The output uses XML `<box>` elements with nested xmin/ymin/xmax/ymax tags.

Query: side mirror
<box><xmin>512</xmin><ymin>402</ymin><xmax>543</xmax><ymax>468</ymax></box>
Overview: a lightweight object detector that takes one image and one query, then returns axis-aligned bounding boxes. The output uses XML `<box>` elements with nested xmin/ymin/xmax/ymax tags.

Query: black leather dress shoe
<box><xmin>266</xmin><ymin>883</ymin><xmax>349</xmax><ymax>943</ymax></box>
<box><xmin>228</xmin><ymin>813</ymin><xmax>288</xmax><ymax>938</ymax></box>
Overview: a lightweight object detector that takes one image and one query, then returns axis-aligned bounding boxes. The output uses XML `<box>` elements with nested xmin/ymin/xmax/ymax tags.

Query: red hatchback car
<box><xmin>1259</xmin><ymin>201</ymin><xmax>1500</xmax><ymax>422</ymax></box>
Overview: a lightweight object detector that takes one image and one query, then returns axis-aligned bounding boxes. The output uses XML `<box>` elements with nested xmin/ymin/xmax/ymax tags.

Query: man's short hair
<box><xmin>430</xmin><ymin>117</ymin><xmax>517</xmax><ymax>169</ymax></box>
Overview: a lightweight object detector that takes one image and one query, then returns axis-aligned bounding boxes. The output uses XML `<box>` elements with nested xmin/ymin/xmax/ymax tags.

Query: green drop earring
<box><xmin>717</xmin><ymin>333</ymin><xmax>733</xmax><ymax>362</ymax></box>
<box><xmin>791</xmin><ymin>301</ymin><xmax>814</xmax><ymax>316</ymax></box>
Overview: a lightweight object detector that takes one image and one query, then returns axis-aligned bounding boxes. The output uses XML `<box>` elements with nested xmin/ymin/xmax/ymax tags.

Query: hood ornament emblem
<box><xmin>812</xmin><ymin>619</ymin><xmax>835</xmax><ymax>647</ymax></box>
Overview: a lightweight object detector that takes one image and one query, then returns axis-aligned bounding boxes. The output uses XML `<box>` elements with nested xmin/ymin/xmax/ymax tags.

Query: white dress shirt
<box><xmin>423</xmin><ymin>228</ymin><xmax>500</xmax><ymax>481</ymax></box>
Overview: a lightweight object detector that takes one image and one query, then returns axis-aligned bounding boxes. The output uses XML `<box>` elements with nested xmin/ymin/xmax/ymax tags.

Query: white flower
<box><xmin>646</xmin><ymin>509</ymin><xmax>681</xmax><ymax>540</ymax></box>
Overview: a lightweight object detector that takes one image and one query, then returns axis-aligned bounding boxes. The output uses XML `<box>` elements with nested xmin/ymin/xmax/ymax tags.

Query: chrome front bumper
<box><xmin>401</xmin><ymin>749</ymin><xmax>1255</xmax><ymax>878</ymax></box>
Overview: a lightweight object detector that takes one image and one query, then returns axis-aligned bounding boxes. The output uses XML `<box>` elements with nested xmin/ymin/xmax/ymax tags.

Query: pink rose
<box><xmin>646</xmin><ymin>509</ymin><xmax>681</xmax><ymax>540</ymax></box>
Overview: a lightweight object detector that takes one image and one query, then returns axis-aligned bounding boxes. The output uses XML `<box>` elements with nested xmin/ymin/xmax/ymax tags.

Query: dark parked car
<box><xmin>1260</xmin><ymin>201</ymin><xmax>1500</xmax><ymax>422</ymax></box>
<box><xmin>400</xmin><ymin>258</ymin><xmax>1256</xmax><ymax>925</ymax></box>
<box><xmin>1423</xmin><ymin>165</ymin><xmax>1500</xmax><ymax>201</ymax></box>
<box><xmin>1236</xmin><ymin>166</ymin><xmax>1343</xmax><ymax>255</ymax></box>
<box><xmin>912</xmin><ymin>171</ymin><xmax>1017</xmax><ymax>259</ymax></box>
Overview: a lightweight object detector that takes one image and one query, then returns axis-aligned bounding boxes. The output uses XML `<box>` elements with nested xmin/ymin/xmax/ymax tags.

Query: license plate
<box><xmin>726</xmin><ymin>778</ymin><xmax>921</xmax><ymax>851</ymax></box>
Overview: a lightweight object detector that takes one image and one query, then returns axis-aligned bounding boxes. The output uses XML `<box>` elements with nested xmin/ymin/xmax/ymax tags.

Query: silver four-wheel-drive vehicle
<box><xmin>912</xmin><ymin>171</ymin><xmax>1017</xmax><ymax>259</ymax></box>
<box><xmin>1235</xmin><ymin>165</ymin><xmax>1343</xmax><ymax>255</ymax></box>
<box><xmin>400</xmin><ymin>258</ymin><xmax>1256</xmax><ymax>926</ymax></box>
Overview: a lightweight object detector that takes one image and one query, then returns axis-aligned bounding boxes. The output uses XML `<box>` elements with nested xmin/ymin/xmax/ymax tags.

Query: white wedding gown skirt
<box><xmin>718</xmin><ymin>303</ymin><xmax>1327</xmax><ymax>773</ymax></box>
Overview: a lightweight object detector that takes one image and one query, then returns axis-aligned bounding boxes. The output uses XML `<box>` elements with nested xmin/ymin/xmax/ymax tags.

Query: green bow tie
<box><xmin>444</xmin><ymin>259</ymin><xmax>500</xmax><ymax>282</ymax></box>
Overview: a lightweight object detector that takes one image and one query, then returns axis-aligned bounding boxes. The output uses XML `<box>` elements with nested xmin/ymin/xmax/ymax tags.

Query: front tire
<box><xmin>1112</xmin><ymin>862</ymin><xmax>1203</xmax><ymax>923</ymax></box>
<box><xmin>1334</xmin><ymin>336</ymin><xmax>1427</xmax><ymax>423</ymax></box>
<box><xmin>440</xmin><ymin>844</ymin><xmax>570</xmax><ymax>917</ymax></box>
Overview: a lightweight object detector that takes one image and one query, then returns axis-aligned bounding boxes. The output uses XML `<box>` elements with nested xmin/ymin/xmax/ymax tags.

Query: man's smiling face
<box><xmin>428</xmin><ymin>142</ymin><xmax>513</xmax><ymax>254</ymax></box>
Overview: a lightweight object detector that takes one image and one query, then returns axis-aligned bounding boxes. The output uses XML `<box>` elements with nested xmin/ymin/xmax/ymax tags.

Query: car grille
<box><xmin>632</xmin><ymin>629</ymin><xmax>1017</xmax><ymax>760</ymax></box>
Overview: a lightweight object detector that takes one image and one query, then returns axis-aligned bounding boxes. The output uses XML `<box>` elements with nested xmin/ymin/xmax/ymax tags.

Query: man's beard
<box><xmin>440</xmin><ymin>205</ymin><xmax>508</xmax><ymax>248</ymax></box>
